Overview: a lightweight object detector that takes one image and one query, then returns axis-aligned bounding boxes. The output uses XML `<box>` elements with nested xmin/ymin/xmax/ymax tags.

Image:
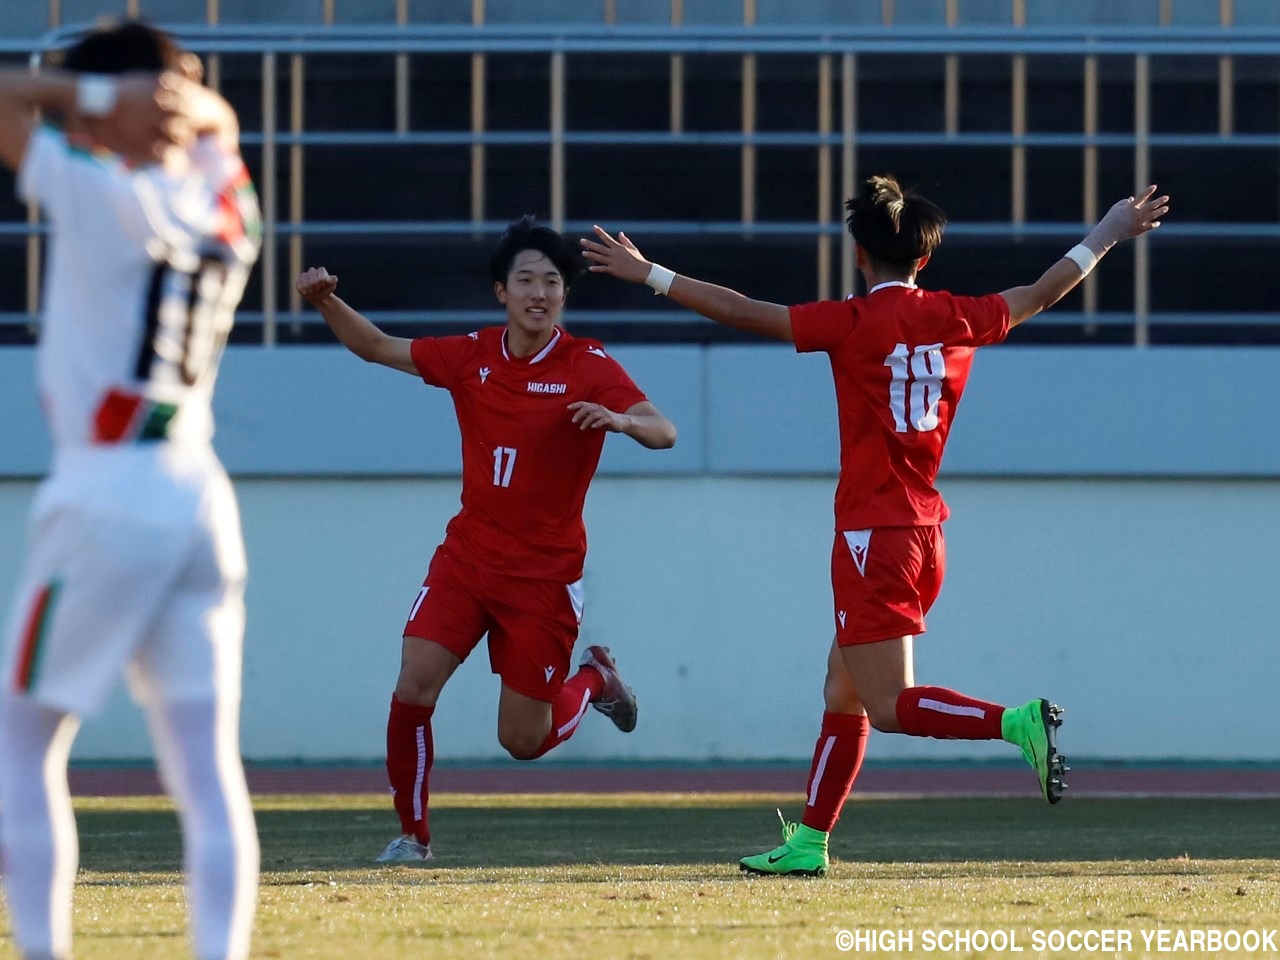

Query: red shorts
<box><xmin>403</xmin><ymin>545</ymin><xmax>585</xmax><ymax>702</ymax></box>
<box><xmin>831</xmin><ymin>526</ymin><xmax>945</xmax><ymax>646</ymax></box>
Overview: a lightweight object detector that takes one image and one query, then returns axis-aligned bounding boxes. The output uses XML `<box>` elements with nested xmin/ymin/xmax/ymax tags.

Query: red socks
<box><xmin>386</xmin><ymin>695</ymin><xmax>434</xmax><ymax>843</ymax></box>
<box><xmin>796</xmin><ymin>690</ymin><xmax>1005</xmax><ymax>835</ymax></box>
<box><xmin>895</xmin><ymin>685</ymin><xmax>1005</xmax><ymax>740</ymax></box>
<box><xmin>386</xmin><ymin>665</ymin><xmax>608</xmax><ymax>839</ymax></box>
<box><xmin>801</xmin><ymin>712</ymin><xmax>869</xmax><ymax>833</ymax></box>
<box><xmin>530</xmin><ymin>664</ymin><xmax>606</xmax><ymax>759</ymax></box>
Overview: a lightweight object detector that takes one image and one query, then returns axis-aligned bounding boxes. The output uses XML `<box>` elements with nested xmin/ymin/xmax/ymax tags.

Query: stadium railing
<box><xmin>3</xmin><ymin>20</ymin><xmax>1279</xmax><ymax>347</ymax></box>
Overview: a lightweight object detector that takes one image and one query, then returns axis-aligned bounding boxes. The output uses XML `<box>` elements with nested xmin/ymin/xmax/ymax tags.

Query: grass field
<box><xmin>2</xmin><ymin>792</ymin><xmax>1278</xmax><ymax>959</ymax></box>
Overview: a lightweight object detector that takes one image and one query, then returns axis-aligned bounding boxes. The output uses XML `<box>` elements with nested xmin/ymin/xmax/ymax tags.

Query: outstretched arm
<box><xmin>296</xmin><ymin>266</ymin><xmax>418</xmax><ymax>375</ymax></box>
<box><xmin>1001</xmin><ymin>185</ymin><xmax>1170</xmax><ymax>328</ymax></box>
<box><xmin>567</xmin><ymin>400</ymin><xmax>677</xmax><ymax>450</ymax></box>
<box><xmin>581</xmin><ymin>226</ymin><xmax>794</xmax><ymax>343</ymax></box>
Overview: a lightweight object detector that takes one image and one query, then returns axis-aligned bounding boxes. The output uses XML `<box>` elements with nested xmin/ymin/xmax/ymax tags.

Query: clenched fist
<box><xmin>296</xmin><ymin>266</ymin><xmax>338</xmax><ymax>305</ymax></box>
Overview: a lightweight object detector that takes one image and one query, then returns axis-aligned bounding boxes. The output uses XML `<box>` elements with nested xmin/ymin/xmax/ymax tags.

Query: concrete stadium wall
<box><xmin>0</xmin><ymin>474</ymin><xmax>1275</xmax><ymax>764</ymax></box>
<box><xmin>1</xmin><ymin>345</ymin><xmax>1276</xmax><ymax>762</ymax></box>
<box><xmin>2</xmin><ymin>345</ymin><xmax>1273</xmax><ymax>479</ymax></box>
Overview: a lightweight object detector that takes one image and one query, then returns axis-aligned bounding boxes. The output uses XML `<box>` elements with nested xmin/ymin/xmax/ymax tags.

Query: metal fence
<box><xmin>4</xmin><ymin>13</ymin><xmax>1280</xmax><ymax>345</ymax></box>
<box><xmin>9</xmin><ymin>0</ymin><xmax>1275</xmax><ymax>33</ymax></box>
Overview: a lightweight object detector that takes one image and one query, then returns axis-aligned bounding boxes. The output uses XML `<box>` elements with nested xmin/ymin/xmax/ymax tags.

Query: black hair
<box><xmin>58</xmin><ymin>20</ymin><xmax>182</xmax><ymax>75</ymax></box>
<box><xmin>489</xmin><ymin>215</ymin><xmax>583</xmax><ymax>287</ymax></box>
<box><xmin>844</xmin><ymin>175</ymin><xmax>947</xmax><ymax>270</ymax></box>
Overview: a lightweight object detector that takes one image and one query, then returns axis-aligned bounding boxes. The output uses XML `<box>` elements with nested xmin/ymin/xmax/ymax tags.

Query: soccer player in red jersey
<box><xmin>582</xmin><ymin>175</ymin><xmax>1168</xmax><ymax>876</ymax></box>
<box><xmin>296</xmin><ymin>216</ymin><xmax>676</xmax><ymax>863</ymax></box>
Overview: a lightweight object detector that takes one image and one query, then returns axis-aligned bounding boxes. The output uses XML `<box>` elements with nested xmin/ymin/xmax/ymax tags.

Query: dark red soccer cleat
<box><xmin>580</xmin><ymin>645</ymin><xmax>638</xmax><ymax>733</ymax></box>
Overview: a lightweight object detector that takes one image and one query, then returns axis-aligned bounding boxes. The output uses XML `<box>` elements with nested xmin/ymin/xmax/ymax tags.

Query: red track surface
<box><xmin>68</xmin><ymin>764</ymin><xmax>1280</xmax><ymax>798</ymax></box>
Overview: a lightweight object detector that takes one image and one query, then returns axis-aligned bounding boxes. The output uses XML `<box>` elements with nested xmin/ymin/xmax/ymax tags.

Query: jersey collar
<box><xmin>501</xmin><ymin>326</ymin><xmax>562</xmax><ymax>365</ymax></box>
<box><xmin>868</xmin><ymin>280</ymin><xmax>918</xmax><ymax>294</ymax></box>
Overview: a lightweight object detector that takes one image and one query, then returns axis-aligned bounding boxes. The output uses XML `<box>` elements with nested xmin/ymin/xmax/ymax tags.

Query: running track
<box><xmin>68</xmin><ymin>764</ymin><xmax>1280</xmax><ymax>798</ymax></box>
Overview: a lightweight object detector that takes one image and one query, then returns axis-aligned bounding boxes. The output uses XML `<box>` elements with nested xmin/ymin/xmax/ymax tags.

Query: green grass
<box><xmin>2</xmin><ymin>793</ymin><xmax>1279</xmax><ymax>959</ymax></box>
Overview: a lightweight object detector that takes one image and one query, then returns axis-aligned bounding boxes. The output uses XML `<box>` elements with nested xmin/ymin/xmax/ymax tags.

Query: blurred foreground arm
<box><xmin>167</xmin><ymin>72</ymin><xmax>239</xmax><ymax>152</ymax></box>
<box><xmin>0</xmin><ymin>69</ymin><xmax>176</xmax><ymax>170</ymax></box>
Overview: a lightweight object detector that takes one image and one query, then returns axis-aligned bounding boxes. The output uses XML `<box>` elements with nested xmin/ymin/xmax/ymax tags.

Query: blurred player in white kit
<box><xmin>0</xmin><ymin>21</ymin><xmax>260</xmax><ymax>960</ymax></box>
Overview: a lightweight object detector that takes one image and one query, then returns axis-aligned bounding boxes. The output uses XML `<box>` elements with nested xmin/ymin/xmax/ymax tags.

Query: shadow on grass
<box><xmin>73</xmin><ymin>798</ymin><xmax>1280</xmax><ymax>874</ymax></box>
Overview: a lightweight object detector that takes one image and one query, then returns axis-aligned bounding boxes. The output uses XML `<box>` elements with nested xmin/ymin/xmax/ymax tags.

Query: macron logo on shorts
<box><xmin>837</xmin><ymin>610</ymin><xmax>847</xmax><ymax>628</ymax></box>
<box><xmin>544</xmin><ymin>665</ymin><xmax>555</xmax><ymax>683</ymax></box>
<box><xmin>843</xmin><ymin>529</ymin><xmax>872</xmax><ymax>577</ymax></box>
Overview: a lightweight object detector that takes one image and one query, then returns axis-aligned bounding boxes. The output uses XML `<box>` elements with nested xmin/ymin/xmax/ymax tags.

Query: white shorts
<box><xmin>2</xmin><ymin>445</ymin><xmax>246</xmax><ymax>716</ymax></box>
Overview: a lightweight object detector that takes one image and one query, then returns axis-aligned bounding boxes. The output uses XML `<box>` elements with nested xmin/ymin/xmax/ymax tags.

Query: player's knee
<box><xmin>823</xmin><ymin>672</ymin><xmax>859</xmax><ymax>713</ymax></box>
<box><xmin>498</xmin><ymin>728</ymin><xmax>544</xmax><ymax>760</ymax></box>
<box><xmin>864</xmin><ymin>700</ymin><xmax>903</xmax><ymax>733</ymax></box>
<box><xmin>393</xmin><ymin>671</ymin><xmax>443</xmax><ymax>707</ymax></box>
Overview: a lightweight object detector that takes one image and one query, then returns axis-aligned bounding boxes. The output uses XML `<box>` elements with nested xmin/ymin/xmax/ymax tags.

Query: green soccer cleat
<box><xmin>739</xmin><ymin>810</ymin><xmax>830</xmax><ymax>877</ymax></box>
<box><xmin>1002</xmin><ymin>698</ymin><xmax>1068</xmax><ymax>804</ymax></box>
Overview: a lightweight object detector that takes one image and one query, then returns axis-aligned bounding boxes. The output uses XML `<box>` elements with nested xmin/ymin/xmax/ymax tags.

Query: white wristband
<box><xmin>645</xmin><ymin>263</ymin><xmax>676</xmax><ymax>296</ymax></box>
<box><xmin>1064</xmin><ymin>243</ymin><xmax>1099</xmax><ymax>277</ymax></box>
<box><xmin>76</xmin><ymin>75</ymin><xmax>119</xmax><ymax>117</ymax></box>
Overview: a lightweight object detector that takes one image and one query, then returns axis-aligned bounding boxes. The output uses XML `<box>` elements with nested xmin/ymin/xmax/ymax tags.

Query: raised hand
<box><xmin>296</xmin><ymin>266</ymin><xmax>339</xmax><ymax>305</ymax></box>
<box><xmin>579</xmin><ymin>225</ymin><xmax>653</xmax><ymax>285</ymax></box>
<box><xmin>110</xmin><ymin>72</ymin><xmax>186</xmax><ymax>159</ymax></box>
<box><xmin>1089</xmin><ymin>185</ymin><xmax>1171</xmax><ymax>248</ymax></box>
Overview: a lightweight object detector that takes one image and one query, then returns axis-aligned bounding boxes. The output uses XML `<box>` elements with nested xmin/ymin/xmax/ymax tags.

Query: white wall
<box><xmin>4</xmin><ymin>346</ymin><xmax>1275</xmax><ymax>479</ymax></box>
<box><xmin>2</xmin><ymin>474</ymin><xmax>1276</xmax><ymax>762</ymax></box>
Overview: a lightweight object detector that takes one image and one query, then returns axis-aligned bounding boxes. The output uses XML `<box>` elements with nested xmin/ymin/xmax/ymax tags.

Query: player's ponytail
<box><xmin>845</xmin><ymin>174</ymin><xmax>947</xmax><ymax>269</ymax></box>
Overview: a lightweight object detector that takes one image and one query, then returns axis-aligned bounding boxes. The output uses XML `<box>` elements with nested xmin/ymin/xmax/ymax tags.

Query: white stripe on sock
<box><xmin>806</xmin><ymin>736</ymin><xmax>836</xmax><ymax>807</ymax></box>
<box><xmin>412</xmin><ymin>725</ymin><xmax>427</xmax><ymax>822</ymax></box>
<box><xmin>557</xmin><ymin>689</ymin><xmax>594</xmax><ymax>739</ymax></box>
<box><xmin>919</xmin><ymin>697</ymin><xmax>985</xmax><ymax>719</ymax></box>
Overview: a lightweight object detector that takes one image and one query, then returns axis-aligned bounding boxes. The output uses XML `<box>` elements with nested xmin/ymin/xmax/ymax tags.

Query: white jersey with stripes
<box><xmin>18</xmin><ymin>125</ymin><xmax>260</xmax><ymax>453</ymax></box>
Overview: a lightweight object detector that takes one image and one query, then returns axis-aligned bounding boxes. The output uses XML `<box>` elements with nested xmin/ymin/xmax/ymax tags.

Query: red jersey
<box><xmin>790</xmin><ymin>284</ymin><xmax>1010</xmax><ymax>529</ymax></box>
<box><xmin>410</xmin><ymin>326</ymin><xmax>647</xmax><ymax>582</ymax></box>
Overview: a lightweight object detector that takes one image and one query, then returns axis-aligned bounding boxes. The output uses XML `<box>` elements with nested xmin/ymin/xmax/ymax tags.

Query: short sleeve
<box><xmin>189</xmin><ymin>134</ymin><xmax>247</xmax><ymax>193</ymax></box>
<box><xmin>18</xmin><ymin>125</ymin><xmax>152</xmax><ymax>244</ymax></box>
<box><xmin>583</xmin><ymin>349</ymin><xmax>647</xmax><ymax>412</ymax></box>
<box><xmin>790</xmin><ymin>300</ymin><xmax>855</xmax><ymax>354</ymax></box>
<box><xmin>951</xmin><ymin>293</ymin><xmax>1011</xmax><ymax>347</ymax></box>
<box><xmin>17</xmin><ymin>125</ymin><xmax>65</xmax><ymax>211</ymax></box>
<box><xmin>410</xmin><ymin>335</ymin><xmax>473</xmax><ymax>390</ymax></box>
